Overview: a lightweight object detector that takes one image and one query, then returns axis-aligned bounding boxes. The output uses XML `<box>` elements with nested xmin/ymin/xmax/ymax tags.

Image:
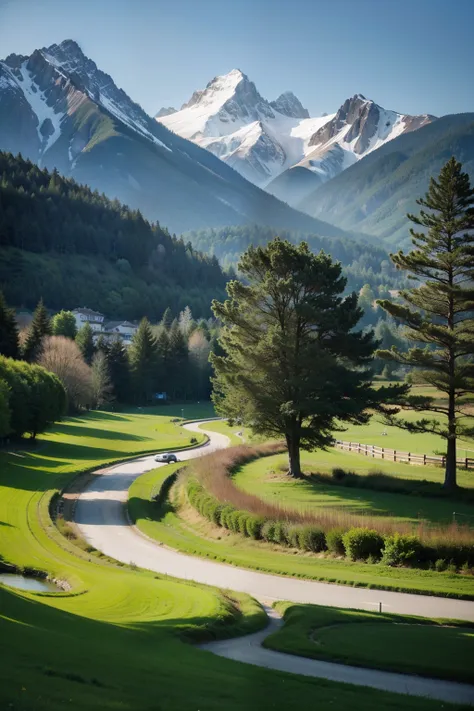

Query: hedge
<box><xmin>184</xmin><ymin>478</ymin><xmax>474</xmax><ymax>573</ymax></box>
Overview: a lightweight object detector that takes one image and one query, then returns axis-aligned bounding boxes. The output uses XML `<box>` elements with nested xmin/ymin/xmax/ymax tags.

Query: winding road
<box><xmin>74</xmin><ymin>422</ymin><xmax>474</xmax><ymax>704</ymax></box>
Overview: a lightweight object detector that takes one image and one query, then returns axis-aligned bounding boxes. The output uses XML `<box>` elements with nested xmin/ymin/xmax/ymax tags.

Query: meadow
<box><xmin>2</xmin><ymin>405</ymin><xmax>454</xmax><ymax>710</ymax></box>
<box><xmin>265</xmin><ymin>602</ymin><xmax>474</xmax><ymax>683</ymax></box>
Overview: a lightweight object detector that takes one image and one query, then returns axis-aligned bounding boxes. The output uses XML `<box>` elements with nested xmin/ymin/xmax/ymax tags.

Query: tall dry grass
<box><xmin>190</xmin><ymin>444</ymin><xmax>474</xmax><ymax>547</ymax></box>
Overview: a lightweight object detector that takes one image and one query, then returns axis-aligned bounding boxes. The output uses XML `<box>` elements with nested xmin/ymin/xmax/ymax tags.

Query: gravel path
<box><xmin>73</xmin><ymin>421</ymin><xmax>474</xmax><ymax>703</ymax></box>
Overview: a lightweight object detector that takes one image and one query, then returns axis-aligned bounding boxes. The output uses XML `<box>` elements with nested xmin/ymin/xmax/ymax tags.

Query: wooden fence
<box><xmin>334</xmin><ymin>440</ymin><xmax>474</xmax><ymax>470</ymax></box>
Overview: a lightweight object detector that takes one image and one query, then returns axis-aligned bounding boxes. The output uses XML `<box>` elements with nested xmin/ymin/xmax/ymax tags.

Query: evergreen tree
<box><xmin>0</xmin><ymin>290</ymin><xmax>20</xmax><ymax>359</ymax></box>
<box><xmin>91</xmin><ymin>351</ymin><xmax>114</xmax><ymax>408</ymax></box>
<box><xmin>129</xmin><ymin>318</ymin><xmax>158</xmax><ymax>404</ymax></box>
<box><xmin>160</xmin><ymin>307</ymin><xmax>172</xmax><ymax>329</ymax></box>
<box><xmin>155</xmin><ymin>327</ymin><xmax>170</xmax><ymax>395</ymax></box>
<box><xmin>23</xmin><ymin>298</ymin><xmax>52</xmax><ymax>362</ymax></box>
<box><xmin>212</xmin><ymin>238</ymin><xmax>406</xmax><ymax>477</ymax></box>
<box><xmin>52</xmin><ymin>310</ymin><xmax>77</xmax><ymax>339</ymax></box>
<box><xmin>378</xmin><ymin>157</ymin><xmax>474</xmax><ymax>489</ymax></box>
<box><xmin>178</xmin><ymin>305</ymin><xmax>194</xmax><ymax>336</ymax></box>
<box><xmin>75</xmin><ymin>322</ymin><xmax>96</xmax><ymax>365</ymax></box>
<box><xmin>168</xmin><ymin>320</ymin><xmax>189</xmax><ymax>399</ymax></box>
<box><xmin>106</xmin><ymin>338</ymin><xmax>131</xmax><ymax>403</ymax></box>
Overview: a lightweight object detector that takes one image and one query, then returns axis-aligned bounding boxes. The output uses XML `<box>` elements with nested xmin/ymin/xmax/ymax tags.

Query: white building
<box><xmin>99</xmin><ymin>320</ymin><xmax>138</xmax><ymax>345</ymax></box>
<box><xmin>72</xmin><ymin>307</ymin><xmax>105</xmax><ymax>333</ymax></box>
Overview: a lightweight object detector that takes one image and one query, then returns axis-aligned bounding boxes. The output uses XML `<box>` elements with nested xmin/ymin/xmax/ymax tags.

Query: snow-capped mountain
<box><xmin>157</xmin><ymin>69</ymin><xmax>330</xmax><ymax>187</ymax></box>
<box><xmin>0</xmin><ymin>40</ymin><xmax>348</xmax><ymax>236</ymax></box>
<box><xmin>157</xmin><ymin>72</ymin><xmax>435</xmax><ymax>205</ymax></box>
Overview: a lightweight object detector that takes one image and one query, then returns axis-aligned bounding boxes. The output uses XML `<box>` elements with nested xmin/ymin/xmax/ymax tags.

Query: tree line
<box><xmin>0</xmin><ymin>294</ymin><xmax>220</xmax><ymax>433</ymax></box>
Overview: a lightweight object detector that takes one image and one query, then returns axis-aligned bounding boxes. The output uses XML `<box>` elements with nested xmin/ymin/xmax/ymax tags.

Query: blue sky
<box><xmin>0</xmin><ymin>0</ymin><xmax>472</xmax><ymax>118</ymax></box>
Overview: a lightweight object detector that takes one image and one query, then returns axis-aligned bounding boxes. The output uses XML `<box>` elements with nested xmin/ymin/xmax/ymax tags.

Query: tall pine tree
<box><xmin>378</xmin><ymin>157</ymin><xmax>474</xmax><ymax>490</ymax></box>
<box><xmin>75</xmin><ymin>322</ymin><xmax>96</xmax><ymax>365</ymax></box>
<box><xmin>23</xmin><ymin>299</ymin><xmax>52</xmax><ymax>362</ymax></box>
<box><xmin>212</xmin><ymin>238</ymin><xmax>406</xmax><ymax>477</ymax></box>
<box><xmin>129</xmin><ymin>318</ymin><xmax>158</xmax><ymax>404</ymax></box>
<box><xmin>0</xmin><ymin>291</ymin><xmax>20</xmax><ymax>359</ymax></box>
<box><xmin>107</xmin><ymin>337</ymin><xmax>131</xmax><ymax>403</ymax></box>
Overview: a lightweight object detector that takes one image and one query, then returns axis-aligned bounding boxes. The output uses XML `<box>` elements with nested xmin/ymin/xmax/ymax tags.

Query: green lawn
<box><xmin>233</xmin><ymin>453</ymin><xmax>474</xmax><ymax>527</ymax></box>
<box><xmin>2</xmin><ymin>406</ymin><xmax>453</xmax><ymax>711</ymax></box>
<box><xmin>129</xmin><ymin>466</ymin><xmax>474</xmax><ymax>598</ymax></box>
<box><xmin>265</xmin><ymin>602</ymin><xmax>474</xmax><ymax>684</ymax></box>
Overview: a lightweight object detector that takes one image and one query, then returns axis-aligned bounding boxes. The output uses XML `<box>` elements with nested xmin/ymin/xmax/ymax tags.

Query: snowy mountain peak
<box><xmin>270</xmin><ymin>91</ymin><xmax>310</xmax><ymax>119</ymax></box>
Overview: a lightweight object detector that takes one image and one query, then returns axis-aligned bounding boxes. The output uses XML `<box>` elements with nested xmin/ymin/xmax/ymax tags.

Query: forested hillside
<box><xmin>183</xmin><ymin>225</ymin><xmax>406</xmax><ymax>293</ymax></box>
<box><xmin>0</xmin><ymin>152</ymin><xmax>228</xmax><ymax>319</ymax></box>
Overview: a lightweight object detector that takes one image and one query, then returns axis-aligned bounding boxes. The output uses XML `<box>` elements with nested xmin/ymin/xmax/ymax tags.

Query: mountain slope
<box><xmin>157</xmin><ymin>73</ymin><xmax>434</xmax><ymax>203</ymax></box>
<box><xmin>0</xmin><ymin>40</ymin><xmax>348</xmax><ymax>237</ymax></box>
<box><xmin>0</xmin><ymin>151</ymin><xmax>227</xmax><ymax>319</ymax></box>
<box><xmin>298</xmin><ymin>113</ymin><xmax>474</xmax><ymax>246</ymax></box>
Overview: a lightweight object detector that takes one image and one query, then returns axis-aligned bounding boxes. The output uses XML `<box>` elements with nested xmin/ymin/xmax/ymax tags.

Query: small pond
<box><xmin>0</xmin><ymin>573</ymin><xmax>60</xmax><ymax>593</ymax></box>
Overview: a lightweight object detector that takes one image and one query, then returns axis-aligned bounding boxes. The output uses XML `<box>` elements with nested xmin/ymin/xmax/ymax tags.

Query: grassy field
<box><xmin>129</xmin><ymin>466</ymin><xmax>474</xmax><ymax>598</ymax></box>
<box><xmin>233</xmin><ymin>453</ymin><xmax>474</xmax><ymax>527</ymax></box>
<box><xmin>265</xmin><ymin>602</ymin><xmax>474</xmax><ymax>684</ymax></box>
<box><xmin>2</xmin><ymin>406</ymin><xmax>455</xmax><ymax>711</ymax></box>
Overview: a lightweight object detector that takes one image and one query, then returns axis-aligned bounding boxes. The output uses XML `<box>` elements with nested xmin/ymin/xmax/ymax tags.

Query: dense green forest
<box><xmin>182</xmin><ymin>225</ymin><xmax>407</xmax><ymax>294</ymax></box>
<box><xmin>0</xmin><ymin>152</ymin><xmax>228</xmax><ymax>319</ymax></box>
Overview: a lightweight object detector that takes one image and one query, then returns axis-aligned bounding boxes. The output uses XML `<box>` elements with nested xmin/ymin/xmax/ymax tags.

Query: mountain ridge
<box><xmin>0</xmin><ymin>39</ymin><xmax>360</xmax><ymax>238</ymax></box>
<box><xmin>157</xmin><ymin>70</ymin><xmax>435</xmax><ymax>202</ymax></box>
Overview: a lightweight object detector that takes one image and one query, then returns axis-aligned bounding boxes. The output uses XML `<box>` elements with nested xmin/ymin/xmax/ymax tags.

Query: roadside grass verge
<box><xmin>129</xmin><ymin>465</ymin><xmax>474</xmax><ymax>598</ymax></box>
<box><xmin>265</xmin><ymin>601</ymin><xmax>474</xmax><ymax>684</ymax></box>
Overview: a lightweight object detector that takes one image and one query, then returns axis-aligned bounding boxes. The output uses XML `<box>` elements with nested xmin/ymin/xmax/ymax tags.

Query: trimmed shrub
<box><xmin>381</xmin><ymin>534</ymin><xmax>423</xmax><ymax>567</ymax></box>
<box><xmin>272</xmin><ymin>521</ymin><xmax>289</xmax><ymax>545</ymax></box>
<box><xmin>262</xmin><ymin>520</ymin><xmax>276</xmax><ymax>542</ymax></box>
<box><xmin>245</xmin><ymin>515</ymin><xmax>266</xmax><ymax>540</ymax></box>
<box><xmin>236</xmin><ymin>512</ymin><xmax>250</xmax><ymax>536</ymax></box>
<box><xmin>326</xmin><ymin>528</ymin><xmax>346</xmax><ymax>556</ymax></box>
<box><xmin>435</xmin><ymin>558</ymin><xmax>447</xmax><ymax>572</ymax></box>
<box><xmin>219</xmin><ymin>505</ymin><xmax>235</xmax><ymax>529</ymax></box>
<box><xmin>228</xmin><ymin>510</ymin><xmax>243</xmax><ymax>533</ymax></box>
<box><xmin>209</xmin><ymin>503</ymin><xmax>224</xmax><ymax>526</ymax></box>
<box><xmin>299</xmin><ymin>526</ymin><xmax>326</xmax><ymax>553</ymax></box>
<box><xmin>343</xmin><ymin>528</ymin><xmax>384</xmax><ymax>561</ymax></box>
<box><xmin>287</xmin><ymin>526</ymin><xmax>302</xmax><ymax>549</ymax></box>
<box><xmin>331</xmin><ymin>467</ymin><xmax>347</xmax><ymax>482</ymax></box>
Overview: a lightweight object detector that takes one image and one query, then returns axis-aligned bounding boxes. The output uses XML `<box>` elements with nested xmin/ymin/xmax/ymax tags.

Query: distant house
<box><xmin>100</xmin><ymin>320</ymin><xmax>138</xmax><ymax>345</ymax></box>
<box><xmin>72</xmin><ymin>307</ymin><xmax>105</xmax><ymax>333</ymax></box>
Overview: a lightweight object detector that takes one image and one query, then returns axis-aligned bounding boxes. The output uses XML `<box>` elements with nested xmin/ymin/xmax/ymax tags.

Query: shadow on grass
<box><xmin>51</xmin><ymin>423</ymin><xmax>149</xmax><ymax>442</ymax></box>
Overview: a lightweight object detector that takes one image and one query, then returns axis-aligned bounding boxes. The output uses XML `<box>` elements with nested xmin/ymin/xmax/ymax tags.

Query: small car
<box><xmin>154</xmin><ymin>452</ymin><xmax>179</xmax><ymax>463</ymax></box>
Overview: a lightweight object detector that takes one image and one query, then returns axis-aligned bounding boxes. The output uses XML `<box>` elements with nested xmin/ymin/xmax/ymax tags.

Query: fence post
<box><xmin>394</xmin><ymin>450</ymin><xmax>396</xmax><ymax>462</ymax></box>
<box><xmin>408</xmin><ymin>452</ymin><xmax>411</xmax><ymax>463</ymax></box>
<box><xmin>382</xmin><ymin>447</ymin><xmax>384</xmax><ymax>460</ymax></box>
<box><xmin>423</xmin><ymin>454</ymin><xmax>426</xmax><ymax>465</ymax></box>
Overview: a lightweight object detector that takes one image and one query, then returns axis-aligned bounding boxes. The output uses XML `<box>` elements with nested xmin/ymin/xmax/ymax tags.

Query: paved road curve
<box><xmin>74</xmin><ymin>422</ymin><xmax>474</xmax><ymax>702</ymax></box>
<box><xmin>75</xmin><ymin>422</ymin><xmax>474</xmax><ymax>622</ymax></box>
<box><xmin>201</xmin><ymin>605</ymin><xmax>474</xmax><ymax>705</ymax></box>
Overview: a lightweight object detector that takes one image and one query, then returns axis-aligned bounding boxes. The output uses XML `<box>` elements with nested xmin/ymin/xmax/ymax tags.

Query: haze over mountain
<box><xmin>0</xmin><ymin>40</ymin><xmax>350</xmax><ymax>237</ymax></box>
<box><xmin>157</xmin><ymin>70</ymin><xmax>434</xmax><ymax>205</ymax></box>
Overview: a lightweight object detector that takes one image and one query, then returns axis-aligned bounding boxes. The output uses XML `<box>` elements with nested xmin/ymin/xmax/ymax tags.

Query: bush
<box><xmin>332</xmin><ymin>467</ymin><xmax>345</xmax><ymax>481</ymax></box>
<box><xmin>287</xmin><ymin>526</ymin><xmax>302</xmax><ymax>549</ymax></box>
<box><xmin>228</xmin><ymin>510</ymin><xmax>244</xmax><ymax>533</ymax></box>
<box><xmin>262</xmin><ymin>520</ymin><xmax>276</xmax><ymax>542</ymax></box>
<box><xmin>343</xmin><ymin>528</ymin><xmax>384</xmax><ymax>561</ymax></box>
<box><xmin>209</xmin><ymin>503</ymin><xmax>224</xmax><ymax>526</ymax></box>
<box><xmin>219</xmin><ymin>505</ymin><xmax>235</xmax><ymax>529</ymax></box>
<box><xmin>299</xmin><ymin>526</ymin><xmax>326</xmax><ymax>553</ymax></box>
<box><xmin>245</xmin><ymin>515</ymin><xmax>266</xmax><ymax>540</ymax></box>
<box><xmin>435</xmin><ymin>558</ymin><xmax>447</xmax><ymax>572</ymax></box>
<box><xmin>381</xmin><ymin>533</ymin><xmax>423</xmax><ymax>567</ymax></box>
<box><xmin>190</xmin><ymin>437</ymin><xmax>197</xmax><ymax>444</ymax></box>
<box><xmin>326</xmin><ymin>528</ymin><xmax>346</xmax><ymax>556</ymax></box>
<box><xmin>272</xmin><ymin>521</ymin><xmax>289</xmax><ymax>545</ymax></box>
<box><xmin>236</xmin><ymin>512</ymin><xmax>250</xmax><ymax>536</ymax></box>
